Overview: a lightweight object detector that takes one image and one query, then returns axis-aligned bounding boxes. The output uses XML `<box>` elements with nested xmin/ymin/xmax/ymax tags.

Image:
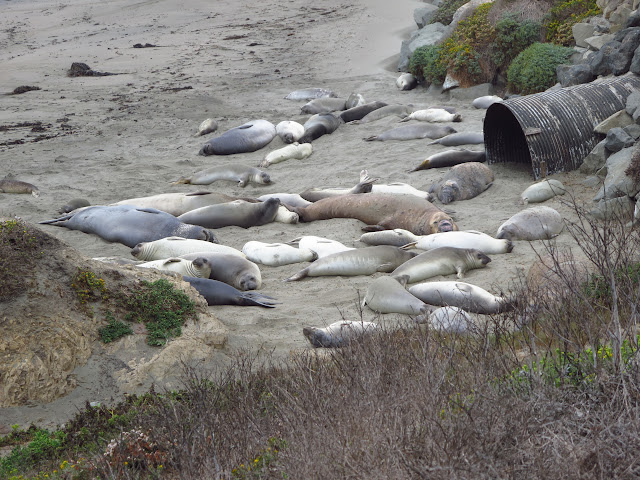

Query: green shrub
<box><xmin>0</xmin><ymin>429</ymin><xmax>66</xmax><ymax>477</ymax></box>
<box><xmin>543</xmin><ymin>0</ymin><xmax>601</xmax><ymax>46</ymax></box>
<box><xmin>99</xmin><ymin>311</ymin><xmax>133</xmax><ymax>343</ymax></box>
<box><xmin>409</xmin><ymin>44</ymin><xmax>447</xmax><ymax>84</ymax></box>
<box><xmin>493</xmin><ymin>14</ymin><xmax>542</xmax><ymax>67</ymax></box>
<box><xmin>430</xmin><ymin>0</ymin><xmax>468</xmax><ymax>26</ymax></box>
<box><xmin>507</xmin><ymin>42</ymin><xmax>573</xmax><ymax>93</ymax></box>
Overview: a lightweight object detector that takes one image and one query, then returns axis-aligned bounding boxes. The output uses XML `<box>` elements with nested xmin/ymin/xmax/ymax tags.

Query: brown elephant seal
<box><xmin>496</xmin><ymin>206</ymin><xmax>564</xmax><ymax>241</ymax></box>
<box><xmin>0</xmin><ymin>179</ymin><xmax>40</xmax><ymax>197</ymax></box>
<box><xmin>113</xmin><ymin>191</ymin><xmax>258</xmax><ymax>216</ymax></box>
<box><xmin>363</xmin><ymin>275</ymin><xmax>431</xmax><ymax>315</ymax></box>
<box><xmin>294</xmin><ymin>193</ymin><xmax>458</xmax><ymax>235</ymax></box>
<box><xmin>299</xmin><ymin>172</ymin><xmax>378</xmax><ymax>202</ymax></box>
<box><xmin>428</xmin><ymin>162</ymin><xmax>494</xmax><ymax>204</ymax></box>
<box><xmin>179</xmin><ymin>252</ymin><xmax>262</xmax><ymax>290</ymax></box>
<box><xmin>177</xmin><ymin>198</ymin><xmax>281</xmax><ymax>229</ymax></box>
<box><xmin>338</xmin><ymin>101</ymin><xmax>388</xmax><ymax>123</ymax></box>
<box><xmin>58</xmin><ymin>198</ymin><xmax>91</xmax><ymax>214</ymax></box>
<box><xmin>428</xmin><ymin>132</ymin><xmax>484</xmax><ymax>146</ymax></box>
<box><xmin>300</xmin><ymin>98</ymin><xmax>347</xmax><ymax>114</ymax></box>
<box><xmin>172</xmin><ymin>164</ymin><xmax>271</xmax><ymax>187</ymax></box>
<box><xmin>410</xmin><ymin>149</ymin><xmax>486</xmax><ymax>171</ymax></box>
<box><xmin>284</xmin><ymin>245</ymin><xmax>416</xmax><ymax>281</ymax></box>
<box><xmin>299</xmin><ymin>113</ymin><xmax>342</xmax><ymax>143</ymax></box>
<box><xmin>408</xmin><ymin>281</ymin><xmax>513</xmax><ymax>314</ymax></box>
<box><xmin>364</xmin><ymin>124</ymin><xmax>456</xmax><ymax>142</ymax></box>
<box><xmin>199</xmin><ymin>119</ymin><xmax>276</xmax><ymax>156</ymax></box>
<box><xmin>284</xmin><ymin>88</ymin><xmax>338</xmax><ymax>101</ymax></box>
<box><xmin>391</xmin><ymin>246</ymin><xmax>491</xmax><ymax>283</ymax></box>
<box><xmin>303</xmin><ymin>320</ymin><xmax>380</xmax><ymax>348</ymax></box>
<box><xmin>183</xmin><ymin>276</ymin><xmax>278</xmax><ymax>307</ymax></box>
<box><xmin>194</xmin><ymin>118</ymin><xmax>218</xmax><ymax>137</ymax></box>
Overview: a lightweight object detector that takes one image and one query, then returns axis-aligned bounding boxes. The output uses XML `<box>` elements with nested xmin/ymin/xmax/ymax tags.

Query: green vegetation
<box><xmin>507</xmin><ymin>42</ymin><xmax>573</xmax><ymax>93</ymax></box>
<box><xmin>409</xmin><ymin>44</ymin><xmax>447</xmax><ymax>84</ymax></box>
<box><xmin>543</xmin><ymin>0</ymin><xmax>601</xmax><ymax>46</ymax></box>
<box><xmin>0</xmin><ymin>429</ymin><xmax>66</xmax><ymax>478</ymax></box>
<box><xmin>493</xmin><ymin>14</ymin><xmax>543</xmax><ymax>67</ymax></box>
<box><xmin>0</xmin><ymin>219</ymin><xmax>44</xmax><ymax>302</ymax></box>
<box><xmin>429</xmin><ymin>0</ymin><xmax>468</xmax><ymax>26</ymax></box>
<box><xmin>98</xmin><ymin>311</ymin><xmax>134</xmax><ymax>343</ymax></box>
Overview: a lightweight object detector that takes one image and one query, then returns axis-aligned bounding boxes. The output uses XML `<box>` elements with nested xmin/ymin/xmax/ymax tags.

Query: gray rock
<box><xmin>605</xmin><ymin>127</ymin><xmax>636</xmax><ymax>152</ymax></box>
<box><xmin>630</xmin><ymin>44</ymin><xmax>640</xmax><ymax>74</ymax></box>
<box><xmin>414</xmin><ymin>5</ymin><xmax>438</xmax><ymax>29</ymax></box>
<box><xmin>442</xmin><ymin>74</ymin><xmax>460</xmax><ymax>92</ymax></box>
<box><xmin>585</xmin><ymin>33</ymin><xmax>616</xmax><ymax>50</ymax></box>
<box><xmin>624</xmin><ymin>122</ymin><xmax>640</xmax><ymax>139</ymax></box>
<box><xmin>583</xmin><ymin>175</ymin><xmax>604</xmax><ymax>187</ymax></box>
<box><xmin>398</xmin><ymin>23</ymin><xmax>447</xmax><ymax>72</ymax></box>
<box><xmin>573</xmin><ymin>23</ymin><xmax>597</xmax><ymax>48</ymax></box>
<box><xmin>611</xmin><ymin>6</ymin><xmax>634</xmax><ymax>30</ymax></box>
<box><xmin>580</xmin><ymin>140</ymin><xmax>610</xmax><ymax>174</ymax></box>
<box><xmin>594</xmin><ymin>110</ymin><xmax>635</xmax><ymax>133</ymax></box>
<box><xmin>557</xmin><ymin>64</ymin><xmax>595</xmax><ymax>87</ymax></box>
<box><xmin>588</xmin><ymin>41</ymin><xmax>628</xmax><ymax>76</ymax></box>
<box><xmin>626</xmin><ymin>90</ymin><xmax>640</xmax><ymax>115</ymax></box>
<box><xmin>589</xmin><ymin>16</ymin><xmax>611</xmax><ymax>33</ymax></box>
<box><xmin>593</xmin><ymin>147</ymin><xmax>638</xmax><ymax>201</ymax></box>
<box><xmin>589</xmin><ymin>196</ymin><xmax>635</xmax><ymax>221</ymax></box>
<box><xmin>446</xmin><ymin>0</ymin><xmax>493</xmax><ymax>33</ymax></box>
<box><xmin>450</xmin><ymin>82</ymin><xmax>493</xmax><ymax>100</ymax></box>
<box><xmin>626</xmin><ymin>10</ymin><xmax>640</xmax><ymax>28</ymax></box>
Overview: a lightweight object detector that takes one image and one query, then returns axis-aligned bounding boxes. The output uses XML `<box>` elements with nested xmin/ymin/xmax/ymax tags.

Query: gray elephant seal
<box><xmin>363</xmin><ymin>275</ymin><xmax>430</xmax><ymax>315</ymax></box>
<box><xmin>497</xmin><ymin>206</ymin><xmax>564</xmax><ymax>241</ymax></box>
<box><xmin>275</xmin><ymin>120</ymin><xmax>305</xmax><ymax>143</ymax></box>
<box><xmin>177</xmin><ymin>198</ymin><xmax>281</xmax><ymax>229</ymax></box>
<box><xmin>172</xmin><ymin>164</ymin><xmax>271</xmax><ymax>187</ymax></box>
<box><xmin>520</xmin><ymin>179</ymin><xmax>566</xmax><ymax>204</ymax></box>
<box><xmin>303</xmin><ymin>320</ymin><xmax>379</xmax><ymax>348</ymax></box>
<box><xmin>258</xmin><ymin>193</ymin><xmax>311</xmax><ymax>208</ymax></box>
<box><xmin>428</xmin><ymin>132</ymin><xmax>484</xmax><ymax>147</ymax></box>
<box><xmin>346</xmin><ymin>92</ymin><xmax>366</xmax><ymax>109</ymax></box>
<box><xmin>410</xmin><ymin>149</ymin><xmax>486</xmax><ymax>171</ymax></box>
<box><xmin>391</xmin><ymin>246</ymin><xmax>491</xmax><ymax>283</ymax></box>
<box><xmin>408</xmin><ymin>281</ymin><xmax>512</xmax><ymax>314</ymax></box>
<box><xmin>472</xmin><ymin>95</ymin><xmax>503</xmax><ymax>109</ymax></box>
<box><xmin>113</xmin><ymin>191</ymin><xmax>258</xmax><ymax>216</ymax></box>
<box><xmin>339</xmin><ymin>101</ymin><xmax>388</xmax><ymax>123</ymax></box>
<box><xmin>396</xmin><ymin>73</ymin><xmax>418</xmax><ymax>91</ymax></box>
<box><xmin>58</xmin><ymin>198</ymin><xmax>91</xmax><ymax>214</ymax></box>
<box><xmin>0</xmin><ymin>179</ymin><xmax>40</xmax><ymax>197</ymax></box>
<box><xmin>194</xmin><ymin>118</ymin><xmax>218</xmax><ymax>137</ymax></box>
<box><xmin>183</xmin><ymin>276</ymin><xmax>278</xmax><ymax>307</ymax></box>
<box><xmin>364</xmin><ymin>124</ymin><xmax>456</xmax><ymax>142</ymax></box>
<box><xmin>359</xmin><ymin>229</ymin><xmax>417</xmax><ymax>247</ymax></box>
<box><xmin>299</xmin><ymin>113</ymin><xmax>342</xmax><ymax>143</ymax></box>
<box><xmin>39</xmin><ymin>205</ymin><xmax>217</xmax><ymax>248</ymax></box>
<box><xmin>179</xmin><ymin>252</ymin><xmax>262</xmax><ymax>290</ymax></box>
<box><xmin>300</xmin><ymin>98</ymin><xmax>347</xmax><ymax>114</ymax></box>
<box><xmin>351</xmin><ymin>104</ymin><xmax>416</xmax><ymax>124</ymax></box>
<box><xmin>428</xmin><ymin>162</ymin><xmax>494</xmax><ymax>204</ymax></box>
<box><xmin>199</xmin><ymin>119</ymin><xmax>276</xmax><ymax>155</ymax></box>
<box><xmin>284</xmin><ymin>88</ymin><xmax>338</xmax><ymax>101</ymax></box>
<box><xmin>299</xmin><ymin>172</ymin><xmax>378</xmax><ymax>202</ymax></box>
<box><xmin>284</xmin><ymin>245</ymin><xmax>417</xmax><ymax>281</ymax></box>
<box><xmin>137</xmin><ymin>257</ymin><xmax>212</xmax><ymax>278</ymax></box>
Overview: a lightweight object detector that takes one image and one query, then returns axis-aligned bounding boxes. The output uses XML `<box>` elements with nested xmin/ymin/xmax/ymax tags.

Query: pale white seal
<box><xmin>403</xmin><ymin>230</ymin><xmax>513</xmax><ymax>255</ymax></box>
<box><xmin>400</xmin><ymin>108</ymin><xmax>462</xmax><ymax>123</ymax></box>
<box><xmin>275</xmin><ymin>121</ymin><xmax>305</xmax><ymax>143</ymax></box>
<box><xmin>257</xmin><ymin>193</ymin><xmax>311</xmax><ymax>208</ymax></box>
<box><xmin>496</xmin><ymin>206</ymin><xmax>564</xmax><ymax>241</ymax></box>
<box><xmin>288</xmin><ymin>235</ymin><xmax>354</xmax><ymax>259</ymax></box>
<box><xmin>136</xmin><ymin>257</ymin><xmax>211</xmax><ymax>278</ymax></box>
<box><xmin>242</xmin><ymin>241</ymin><xmax>317</xmax><ymax>266</ymax></box>
<box><xmin>362</xmin><ymin>275</ymin><xmax>430</xmax><ymax>315</ymax></box>
<box><xmin>408</xmin><ymin>281</ymin><xmax>512</xmax><ymax>314</ymax></box>
<box><xmin>194</xmin><ymin>118</ymin><xmax>218</xmax><ymax>137</ymax></box>
<box><xmin>303</xmin><ymin>320</ymin><xmax>380</xmax><ymax>348</ymax></box>
<box><xmin>131</xmin><ymin>236</ymin><xmax>246</xmax><ymax>261</ymax></box>
<box><xmin>259</xmin><ymin>142</ymin><xmax>313</xmax><ymax>168</ymax></box>
<box><xmin>425</xmin><ymin>306</ymin><xmax>474</xmax><ymax>334</ymax></box>
<box><xmin>520</xmin><ymin>179</ymin><xmax>566</xmax><ymax>204</ymax></box>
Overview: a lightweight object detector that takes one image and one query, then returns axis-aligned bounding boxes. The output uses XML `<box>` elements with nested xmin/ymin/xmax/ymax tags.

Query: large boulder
<box><xmin>556</xmin><ymin>64</ymin><xmax>595</xmax><ymax>87</ymax></box>
<box><xmin>588</xmin><ymin>40</ymin><xmax>628</xmax><ymax>75</ymax></box>
<box><xmin>398</xmin><ymin>22</ymin><xmax>447</xmax><ymax>72</ymax></box>
<box><xmin>414</xmin><ymin>4</ymin><xmax>438</xmax><ymax>29</ymax></box>
<box><xmin>594</xmin><ymin>109</ymin><xmax>635</xmax><ymax>133</ymax></box>
<box><xmin>585</xmin><ymin>33</ymin><xmax>615</xmax><ymax>50</ymax></box>
<box><xmin>573</xmin><ymin>23</ymin><xmax>597</xmax><ymax>47</ymax></box>
<box><xmin>625</xmin><ymin>89</ymin><xmax>640</xmax><ymax>116</ymax></box>
<box><xmin>604</xmin><ymin>126</ymin><xmax>636</xmax><ymax>152</ymax></box>
<box><xmin>593</xmin><ymin>146</ymin><xmax>639</xmax><ymax>201</ymax></box>
<box><xmin>580</xmin><ymin>140</ymin><xmax>609</xmax><ymax>174</ymax></box>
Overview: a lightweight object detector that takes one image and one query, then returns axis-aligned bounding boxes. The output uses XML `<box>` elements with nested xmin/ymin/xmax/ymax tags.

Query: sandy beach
<box><xmin>0</xmin><ymin>0</ymin><xmax>596</xmax><ymax>428</ymax></box>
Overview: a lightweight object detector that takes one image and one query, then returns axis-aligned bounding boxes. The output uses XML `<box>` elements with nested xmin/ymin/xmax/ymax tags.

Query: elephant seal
<box><xmin>131</xmin><ymin>236</ymin><xmax>244</xmax><ymax>261</ymax></box>
<box><xmin>113</xmin><ymin>191</ymin><xmax>258</xmax><ymax>216</ymax></box>
<box><xmin>425</xmin><ymin>306</ymin><xmax>474</xmax><ymax>334</ymax></box>
<box><xmin>294</xmin><ymin>193</ymin><xmax>458</xmax><ymax>235</ymax></box>
<box><xmin>58</xmin><ymin>198</ymin><xmax>90</xmax><ymax>214</ymax></box>
<box><xmin>137</xmin><ymin>257</ymin><xmax>212</xmax><ymax>278</ymax></box>
<box><xmin>179</xmin><ymin>252</ymin><xmax>262</xmax><ymax>290</ymax></box>
<box><xmin>428</xmin><ymin>162</ymin><xmax>494</xmax><ymax>204</ymax></box>
<box><xmin>284</xmin><ymin>245</ymin><xmax>416</xmax><ymax>281</ymax></box>
<box><xmin>303</xmin><ymin>320</ymin><xmax>380</xmax><ymax>348</ymax></box>
<box><xmin>403</xmin><ymin>230</ymin><xmax>513</xmax><ymax>255</ymax></box>
<box><xmin>0</xmin><ymin>179</ymin><xmax>39</xmax><ymax>197</ymax></box>
<box><xmin>363</xmin><ymin>275</ymin><xmax>431</xmax><ymax>315</ymax></box>
<box><xmin>39</xmin><ymin>205</ymin><xmax>217</xmax><ymax>248</ymax></box>
<box><xmin>299</xmin><ymin>172</ymin><xmax>378</xmax><ymax>202</ymax></box>
<box><xmin>257</xmin><ymin>193</ymin><xmax>311</xmax><ymax>208</ymax></box>
<box><xmin>408</xmin><ymin>281</ymin><xmax>512</xmax><ymax>314</ymax></box>
<box><xmin>199</xmin><ymin>119</ymin><xmax>276</xmax><ymax>155</ymax></box>
<box><xmin>358</xmin><ymin>169</ymin><xmax>431</xmax><ymax>199</ymax></box>
<box><xmin>194</xmin><ymin>118</ymin><xmax>218</xmax><ymax>137</ymax></box>
<box><xmin>496</xmin><ymin>206</ymin><xmax>564</xmax><ymax>241</ymax></box>
<box><xmin>299</xmin><ymin>113</ymin><xmax>342</xmax><ymax>143</ymax></box>
<box><xmin>410</xmin><ymin>149</ymin><xmax>486</xmax><ymax>171</ymax></box>
<box><xmin>391</xmin><ymin>246</ymin><xmax>491</xmax><ymax>283</ymax></box>
<box><xmin>275</xmin><ymin>120</ymin><xmax>305</xmax><ymax>143</ymax></box>
<box><xmin>172</xmin><ymin>164</ymin><xmax>271</xmax><ymax>187</ymax></box>
<box><xmin>400</xmin><ymin>108</ymin><xmax>462</xmax><ymax>123</ymax></box>
<box><xmin>428</xmin><ymin>132</ymin><xmax>484</xmax><ymax>146</ymax></box>
<box><xmin>260</xmin><ymin>142</ymin><xmax>313</xmax><ymax>168</ymax></box>
<box><xmin>364</xmin><ymin>124</ymin><xmax>456</xmax><ymax>142</ymax></box>
<box><xmin>284</xmin><ymin>88</ymin><xmax>338</xmax><ymax>101</ymax></box>
<box><xmin>183</xmin><ymin>276</ymin><xmax>278</xmax><ymax>307</ymax></box>
<box><xmin>242</xmin><ymin>241</ymin><xmax>317</xmax><ymax>266</ymax></box>
<box><xmin>472</xmin><ymin>95</ymin><xmax>503</xmax><ymax>109</ymax></box>
<box><xmin>396</xmin><ymin>73</ymin><xmax>418</xmax><ymax>91</ymax></box>
<box><xmin>338</xmin><ymin>101</ymin><xmax>388</xmax><ymax>123</ymax></box>
<box><xmin>351</xmin><ymin>104</ymin><xmax>416</xmax><ymax>124</ymax></box>
<box><xmin>346</xmin><ymin>92</ymin><xmax>366</xmax><ymax>109</ymax></box>
<box><xmin>288</xmin><ymin>235</ymin><xmax>354</xmax><ymax>259</ymax></box>
<box><xmin>359</xmin><ymin>229</ymin><xmax>417</xmax><ymax>247</ymax></box>
<box><xmin>177</xmin><ymin>198</ymin><xmax>281</xmax><ymax>229</ymax></box>
<box><xmin>520</xmin><ymin>179</ymin><xmax>566</xmax><ymax>204</ymax></box>
<box><xmin>300</xmin><ymin>98</ymin><xmax>347</xmax><ymax>114</ymax></box>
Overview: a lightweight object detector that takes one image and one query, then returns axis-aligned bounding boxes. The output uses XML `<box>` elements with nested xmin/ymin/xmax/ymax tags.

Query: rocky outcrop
<box><xmin>398</xmin><ymin>22</ymin><xmax>447</xmax><ymax>72</ymax></box>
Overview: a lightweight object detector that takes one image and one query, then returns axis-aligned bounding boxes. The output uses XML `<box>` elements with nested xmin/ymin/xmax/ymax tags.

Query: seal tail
<box><xmin>239</xmin><ymin>292</ymin><xmax>280</xmax><ymax>308</ymax></box>
<box><xmin>363</xmin><ymin>136</ymin><xmax>378</xmax><ymax>142</ymax></box>
<box><xmin>38</xmin><ymin>213</ymin><xmax>75</xmax><ymax>225</ymax></box>
<box><xmin>171</xmin><ymin>177</ymin><xmax>191</xmax><ymax>185</ymax></box>
<box><xmin>398</xmin><ymin>116</ymin><xmax>411</xmax><ymax>123</ymax></box>
<box><xmin>284</xmin><ymin>268</ymin><xmax>309</xmax><ymax>282</ymax></box>
<box><xmin>399</xmin><ymin>242</ymin><xmax>418</xmax><ymax>250</ymax></box>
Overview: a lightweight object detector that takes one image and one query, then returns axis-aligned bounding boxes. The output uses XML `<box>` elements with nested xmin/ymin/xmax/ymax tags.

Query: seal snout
<box><xmin>437</xmin><ymin>219</ymin><xmax>454</xmax><ymax>232</ymax></box>
<box><xmin>478</xmin><ymin>253</ymin><xmax>491</xmax><ymax>265</ymax></box>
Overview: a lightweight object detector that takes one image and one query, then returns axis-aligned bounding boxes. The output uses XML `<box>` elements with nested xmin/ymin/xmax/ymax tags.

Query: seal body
<box><xmin>260</xmin><ymin>142</ymin><xmax>313</xmax><ymax>168</ymax></box>
<box><xmin>173</xmin><ymin>164</ymin><xmax>271</xmax><ymax>187</ymax></box>
<box><xmin>194</xmin><ymin>118</ymin><xmax>218</xmax><ymax>137</ymax></box>
<box><xmin>131</xmin><ymin>236</ymin><xmax>244</xmax><ymax>261</ymax></box>
<box><xmin>338</xmin><ymin>101</ymin><xmax>388</xmax><ymax>123</ymax></box>
<box><xmin>137</xmin><ymin>257</ymin><xmax>212</xmax><ymax>278</ymax></box>
<box><xmin>363</xmin><ymin>276</ymin><xmax>429</xmax><ymax>315</ymax></box>
<box><xmin>411</xmin><ymin>149</ymin><xmax>486</xmax><ymax>171</ymax></box>
<box><xmin>299</xmin><ymin>113</ymin><xmax>341</xmax><ymax>143</ymax></box>
<box><xmin>428</xmin><ymin>132</ymin><xmax>484</xmax><ymax>146</ymax></box>
<box><xmin>299</xmin><ymin>172</ymin><xmax>378</xmax><ymax>202</ymax></box>
<box><xmin>58</xmin><ymin>198</ymin><xmax>90</xmax><ymax>214</ymax></box>
<box><xmin>289</xmin><ymin>235</ymin><xmax>354</xmax><ymax>259</ymax></box>
<box><xmin>183</xmin><ymin>276</ymin><xmax>278</xmax><ymax>307</ymax></box>
<box><xmin>295</xmin><ymin>193</ymin><xmax>458</xmax><ymax>235</ymax></box>
<box><xmin>275</xmin><ymin>121</ymin><xmax>305</xmax><ymax>143</ymax></box>
<box><xmin>284</xmin><ymin>245</ymin><xmax>416</xmax><ymax>281</ymax></box>
<box><xmin>364</xmin><ymin>124</ymin><xmax>456</xmax><ymax>142</ymax></box>
<box><xmin>427</xmin><ymin>306</ymin><xmax>473</xmax><ymax>333</ymax></box>
<box><xmin>359</xmin><ymin>229</ymin><xmax>417</xmax><ymax>247</ymax></box>
<box><xmin>284</xmin><ymin>88</ymin><xmax>338</xmax><ymax>101</ymax></box>
<box><xmin>472</xmin><ymin>95</ymin><xmax>503</xmax><ymax>109</ymax></box>
<box><xmin>391</xmin><ymin>246</ymin><xmax>491</xmax><ymax>283</ymax></box>
<box><xmin>303</xmin><ymin>320</ymin><xmax>379</xmax><ymax>348</ymax></box>
<box><xmin>371</xmin><ymin>183</ymin><xmax>432</xmax><ymax>199</ymax></box>
<box><xmin>177</xmin><ymin>198</ymin><xmax>281</xmax><ymax>229</ymax></box>
<box><xmin>300</xmin><ymin>98</ymin><xmax>347</xmax><ymax>114</ymax></box>
<box><xmin>497</xmin><ymin>206</ymin><xmax>564</xmax><ymax>241</ymax></box>
<box><xmin>428</xmin><ymin>162</ymin><xmax>494</xmax><ymax>204</ymax></box>
<box><xmin>179</xmin><ymin>252</ymin><xmax>262</xmax><ymax>290</ymax></box>
<box><xmin>400</xmin><ymin>108</ymin><xmax>462</xmax><ymax>123</ymax></box>
<box><xmin>39</xmin><ymin>205</ymin><xmax>217</xmax><ymax>248</ymax></box>
<box><xmin>242</xmin><ymin>241</ymin><xmax>317</xmax><ymax>266</ymax></box>
<box><xmin>258</xmin><ymin>193</ymin><xmax>311</xmax><ymax>208</ymax></box>
<box><xmin>353</xmin><ymin>104</ymin><xmax>416</xmax><ymax>124</ymax></box>
<box><xmin>199</xmin><ymin>119</ymin><xmax>276</xmax><ymax>155</ymax></box>
<box><xmin>346</xmin><ymin>93</ymin><xmax>366</xmax><ymax>109</ymax></box>
<box><xmin>396</xmin><ymin>73</ymin><xmax>418</xmax><ymax>91</ymax></box>
<box><xmin>113</xmin><ymin>191</ymin><xmax>257</xmax><ymax>216</ymax></box>
<box><xmin>520</xmin><ymin>179</ymin><xmax>566</xmax><ymax>204</ymax></box>
<box><xmin>409</xmin><ymin>230</ymin><xmax>513</xmax><ymax>255</ymax></box>
<box><xmin>0</xmin><ymin>179</ymin><xmax>39</xmax><ymax>197</ymax></box>
<box><xmin>408</xmin><ymin>281</ymin><xmax>512</xmax><ymax>314</ymax></box>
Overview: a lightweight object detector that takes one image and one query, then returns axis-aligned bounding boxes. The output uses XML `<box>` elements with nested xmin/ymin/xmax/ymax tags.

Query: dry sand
<box><xmin>0</xmin><ymin>0</ymin><xmax>596</xmax><ymax>428</ymax></box>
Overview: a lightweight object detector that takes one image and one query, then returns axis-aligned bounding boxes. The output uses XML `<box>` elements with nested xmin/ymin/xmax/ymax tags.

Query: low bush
<box><xmin>429</xmin><ymin>0</ymin><xmax>468</xmax><ymax>26</ymax></box>
<box><xmin>543</xmin><ymin>0</ymin><xmax>601</xmax><ymax>46</ymax></box>
<box><xmin>408</xmin><ymin>44</ymin><xmax>447</xmax><ymax>84</ymax></box>
<box><xmin>507</xmin><ymin>42</ymin><xmax>573</xmax><ymax>93</ymax></box>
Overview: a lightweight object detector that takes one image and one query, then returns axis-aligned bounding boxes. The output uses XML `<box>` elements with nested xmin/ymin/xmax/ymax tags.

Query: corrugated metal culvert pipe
<box><xmin>484</xmin><ymin>73</ymin><xmax>640</xmax><ymax>179</ymax></box>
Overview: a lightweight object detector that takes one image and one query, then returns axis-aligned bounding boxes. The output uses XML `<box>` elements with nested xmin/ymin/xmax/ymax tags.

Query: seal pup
<box><xmin>183</xmin><ymin>276</ymin><xmax>278</xmax><ymax>307</ymax></box>
<box><xmin>300</xmin><ymin>98</ymin><xmax>347</xmax><ymax>114</ymax></box>
<box><xmin>177</xmin><ymin>198</ymin><xmax>281</xmax><ymax>229</ymax></box>
<box><xmin>364</xmin><ymin>124</ymin><xmax>456</xmax><ymax>142</ymax></box>
<box><xmin>194</xmin><ymin>118</ymin><xmax>218</xmax><ymax>137</ymax></box>
<box><xmin>137</xmin><ymin>257</ymin><xmax>212</xmax><ymax>278</ymax></box>
<box><xmin>359</xmin><ymin>169</ymin><xmax>431</xmax><ymax>199</ymax></box>
<box><xmin>359</xmin><ymin>229</ymin><xmax>418</xmax><ymax>247</ymax></box>
<box><xmin>294</xmin><ymin>193</ymin><xmax>458</xmax><ymax>235</ymax></box>
<box><xmin>401</xmin><ymin>230</ymin><xmax>513</xmax><ymax>255</ymax></box>
<box><xmin>496</xmin><ymin>206</ymin><xmax>564</xmax><ymax>241</ymax></box>
<box><xmin>299</xmin><ymin>113</ymin><xmax>341</xmax><ymax>143</ymax></box>
<box><xmin>39</xmin><ymin>205</ymin><xmax>217</xmax><ymax>248</ymax></box>
<box><xmin>428</xmin><ymin>162</ymin><xmax>494</xmax><ymax>204</ymax></box>
<box><xmin>242</xmin><ymin>241</ymin><xmax>317</xmax><ymax>266</ymax></box>
<box><xmin>179</xmin><ymin>252</ymin><xmax>262</xmax><ymax>290</ymax></box>
<box><xmin>172</xmin><ymin>164</ymin><xmax>271</xmax><ymax>188</ymax></box>
<box><xmin>0</xmin><ymin>179</ymin><xmax>40</xmax><ymax>197</ymax></box>
<box><xmin>284</xmin><ymin>88</ymin><xmax>338</xmax><ymax>101</ymax></box>
<box><xmin>425</xmin><ymin>306</ymin><xmax>474</xmax><ymax>334</ymax></box>
<box><xmin>260</xmin><ymin>142</ymin><xmax>313</xmax><ymax>168</ymax></box>
<box><xmin>520</xmin><ymin>179</ymin><xmax>566</xmax><ymax>204</ymax></box>
<box><xmin>472</xmin><ymin>95</ymin><xmax>503</xmax><ymax>109</ymax></box>
<box><xmin>113</xmin><ymin>191</ymin><xmax>258</xmax><ymax>216</ymax></box>
<box><xmin>131</xmin><ymin>237</ymin><xmax>245</xmax><ymax>261</ymax></box>
<box><xmin>299</xmin><ymin>172</ymin><xmax>378</xmax><ymax>202</ymax></box>
<box><xmin>428</xmin><ymin>132</ymin><xmax>484</xmax><ymax>147</ymax></box>
<box><xmin>408</xmin><ymin>281</ymin><xmax>512</xmax><ymax>314</ymax></box>
<box><xmin>410</xmin><ymin>149</ymin><xmax>486</xmax><ymax>171</ymax></box>
<box><xmin>303</xmin><ymin>320</ymin><xmax>380</xmax><ymax>348</ymax></box>
<box><xmin>257</xmin><ymin>193</ymin><xmax>311</xmax><ymax>208</ymax></box>
<box><xmin>391</xmin><ymin>246</ymin><xmax>491</xmax><ymax>283</ymax></box>
<box><xmin>351</xmin><ymin>104</ymin><xmax>416</xmax><ymax>124</ymax></box>
<box><xmin>363</xmin><ymin>275</ymin><xmax>431</xmax><ymax>315</ymax></box>
<box><xmin>400</xmin><ymin>108</ymin><xmax>462</xmax><ymax>123</ymax></box>
<box><xmin>199</xmin><ymin>119</ymin><xmax>276</xmax><ymax>155</ymax></box>
<box><xmin>288</xmin><ymin>235</ymin><xmax>354</xmax><ymax>259</ymax></box>
<box><xmin>275</xmin><ymin>120</ymin><xmax>304</xmax><ymax>143</ymax></box>
<box><xmin>396</xmin><ymin>73</ymin><xmax>418</xmax><ymax>91</ymax></box>
<box><xmin>338</xmin><ymin>101</ymin><xmax>388</xmax><ymax>123</ymax></box>
<box><xmin>284</xmin><ymin>245</ymin><xmax>417</xmax><ymax>282</ymax></box>
<box><xmin>58</xmin><ymin>198</ymin><xmax>90</xmax><ymax>214</ymax></box>
<box><xmin>346</xmin><ymin>92</ymin><xmax>366</xmax><ymax>109</ymax></box>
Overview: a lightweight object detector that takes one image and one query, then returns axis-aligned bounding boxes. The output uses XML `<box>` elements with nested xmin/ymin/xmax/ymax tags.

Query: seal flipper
<box><xmin>237</xmin><ymin>291</ymin><xmax>280</xmax><ymax>308</ymax></box>
<box><xmin>284</xmin><ymin>268</ymin><xmax>310</xmax><ymax>282</ymax></box>
<box><xmin>361</xmin><ymin>224</ymin><xmax>385</xmax><ymax>232</ymax></box>
<box><xmin>363</xmin><ymin>135</ymin><xmax>379</xmax><ymax>142</ymax></box>
<box><xmin>39</xmin><ymin>212</ymin><xmax>75</xmax><ymax>225</ymax></box>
